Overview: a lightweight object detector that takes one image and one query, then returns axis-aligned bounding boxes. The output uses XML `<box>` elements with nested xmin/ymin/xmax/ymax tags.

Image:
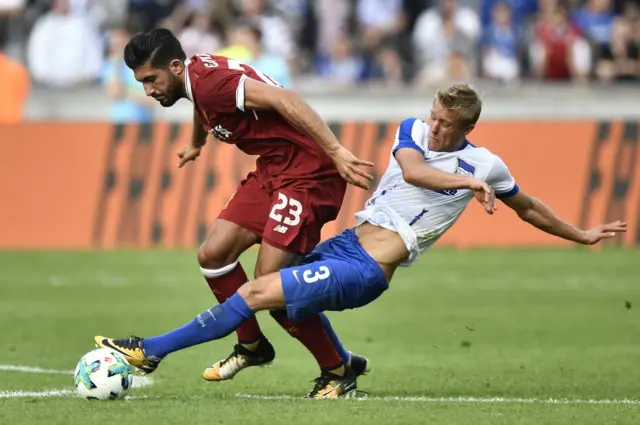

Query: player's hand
<box><xmin>330</xmin><ymin>146</ymin><xmax>374</xmax><ymax>190</ymax></box>
<box><xmin>579</xmin><ymin>220</ymin><xmax>627</xmax><ymax>245</ymax></box>
<box><xmin>177</xmin><ymin>144</ymin><xmax>202</xmax><ymax>168</ymax></box>
<box><xmin>470</xmin><ymin>179</ymin><xmax>497</xmax><ymax>215</ymax></box>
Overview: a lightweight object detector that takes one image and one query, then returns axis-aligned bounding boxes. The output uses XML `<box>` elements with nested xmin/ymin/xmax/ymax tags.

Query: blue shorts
<box><xmin>280</xmin><ymin>228</ymin><xmax>388</xmax><ymax>322</ymax></box>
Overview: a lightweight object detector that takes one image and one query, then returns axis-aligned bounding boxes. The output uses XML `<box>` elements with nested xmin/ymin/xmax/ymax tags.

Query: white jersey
<box><xmin>354</xmin><ymin>118</ymin><xmax>519</xmax><ymax>267</ymax></box>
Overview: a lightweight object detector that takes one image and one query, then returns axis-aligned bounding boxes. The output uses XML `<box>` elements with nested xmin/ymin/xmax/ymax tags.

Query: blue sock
<box><xmin>318</xmin><ymin>313</ymin><xmax>350</xmax><ymax>363</ymax></box>
<box><xmin>143</xmin><ymin>293</ymin><xmax>254</xmax><ymax>358</ymax></box>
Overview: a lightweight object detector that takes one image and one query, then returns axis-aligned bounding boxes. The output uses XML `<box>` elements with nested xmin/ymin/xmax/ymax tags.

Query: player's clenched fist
<box><xmin>177</xmin><ymin>143</ymin><xmax>202</xmax><ymax>168</ymax></box>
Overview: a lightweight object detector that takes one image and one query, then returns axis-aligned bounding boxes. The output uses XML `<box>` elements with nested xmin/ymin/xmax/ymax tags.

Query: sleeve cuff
<box><xmin>236</xmin><ymin>74</ymin><xmax>248</xmax><ymax>112</ymax></box>
<box><xmin>496</xmin><ymin>184</ymin><xmax>519</xmax><ymax>199</ymax></box>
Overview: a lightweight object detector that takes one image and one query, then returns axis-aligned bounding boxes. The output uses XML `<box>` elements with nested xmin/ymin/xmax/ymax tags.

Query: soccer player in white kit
<box><xmin>95</xmin><ymin>84</ymin><xmax>627</xmax><ymax>398</ymax></box>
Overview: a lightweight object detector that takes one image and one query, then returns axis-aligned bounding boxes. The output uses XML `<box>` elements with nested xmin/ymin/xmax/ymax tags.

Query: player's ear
<box><xmin>169</xmin><ymin>59</ymin><xmax>184</xmax><ymax>76</ymax></box>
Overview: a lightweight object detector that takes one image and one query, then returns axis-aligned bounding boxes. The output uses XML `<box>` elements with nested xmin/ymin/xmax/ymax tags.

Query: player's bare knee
<box><xmin>238</xmin><ymin>276</ymin><xmax>284</xmax><ymax>311</ymax></box>
<box><xmin>197</xmin><ymin>241</ymin><xmax>237</xmax><ymax>269</ymax></box>
<box><xmin>198</xmin><ymin>220</ymin><xmax>258</xmax><ymax>269</ymax></box>
<box><xmin>237</xmin><ymin>280</ymin><xmax>265</xmax><ymax>309</ymax></box>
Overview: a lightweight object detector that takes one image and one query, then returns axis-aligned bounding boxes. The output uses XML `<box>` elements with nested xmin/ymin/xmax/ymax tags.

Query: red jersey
<box><xmin>184</xmin><ymin>54</ymin><xmax>339</xmax><ymax>189</ymax></box>
<box><xmin>535</xmin><ymin>21</ymin><xmax>580</xmax><ymax>80</ymax></box>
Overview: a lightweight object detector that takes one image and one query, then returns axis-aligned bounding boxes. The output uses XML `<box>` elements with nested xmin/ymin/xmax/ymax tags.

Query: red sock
<box><xmin>202</xmin><ymin>263</ymin><xmax>263</xmax><ymax>343</ymax></box>
<box><xmin>270</xmin><ymin>311</ymin><xmax>342</xmax><ymax>370</ymax></box>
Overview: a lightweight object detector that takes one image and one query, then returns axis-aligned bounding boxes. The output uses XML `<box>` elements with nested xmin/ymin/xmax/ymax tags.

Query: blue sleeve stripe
<box><xmin>496</xmin><ymin>184</ymin><xmax>519</xmax><ymax>199</ymax></box>
<box><xmin>394</xmin><ymin>118</ymin><xmax>424</xmax><ymax>157</ymax></box>
<box><xmin>398</xmin><ymin>118</ymin><xmax>418</xmax><ymax>142</ymax></box>
<box><xmin>393</xmin><ymin>141</ymin><xmax>425</xmax><ymax>156</ymax></box>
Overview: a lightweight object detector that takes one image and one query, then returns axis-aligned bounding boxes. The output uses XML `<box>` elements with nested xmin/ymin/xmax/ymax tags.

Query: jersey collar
<box><xmin>184</xmin><ymin>58</ymin><xmax>194</xmax><ymax>103</ymax></box>
<box><xmin>458</xmin><ymin>140</ymin><xmax>475</xmax><ymax>150</ymax></box>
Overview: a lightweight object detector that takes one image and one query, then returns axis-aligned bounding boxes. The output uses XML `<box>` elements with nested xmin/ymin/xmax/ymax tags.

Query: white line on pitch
<box><xmin>0</xmin><ymin>363</ymin><xmax>154</xmax><ymax>398</ymax></box>
<box><xmin>0</xmin><ymin>365</ymin><xmax>73</xmax><ymax>374</ymax></box>
<box><xmin>0</xmin><ymin>389</ymin><xmax>76</xmax><ymax>398</ymax></box>
<box><xmin>234</xmin><ymin>393</ymin><xmax>640</xmax><ymax>405</ymax></box>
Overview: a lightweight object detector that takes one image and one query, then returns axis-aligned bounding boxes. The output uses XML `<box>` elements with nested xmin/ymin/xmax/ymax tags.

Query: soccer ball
<box><xmin>74</xmin><ymin>348</ymin><xmax>134</xmax><ymax>400</ymax></box>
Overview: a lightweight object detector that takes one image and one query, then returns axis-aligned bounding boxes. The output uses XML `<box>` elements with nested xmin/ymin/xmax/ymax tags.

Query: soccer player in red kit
<box><xmin>106</xmin><ymin>28</ymin><xmax>373</xmax><ymax>397</ymax></box>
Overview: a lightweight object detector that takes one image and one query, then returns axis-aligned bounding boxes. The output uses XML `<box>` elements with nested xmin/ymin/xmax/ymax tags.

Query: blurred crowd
<box><xmin>0</xmin><ymin>0</ymin><xmax>638</xmax><ymax>122</ymax></box>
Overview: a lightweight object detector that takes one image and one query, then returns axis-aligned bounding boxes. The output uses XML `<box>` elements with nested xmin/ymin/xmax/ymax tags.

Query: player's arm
<box><xmin>178</xmin><ymin>110</ymin><xmax>207</xmax><ymax>168</ymax></box>
<box><xmin>487</xmin><ymin>156</ymin><xmax>627</xmax><ymax>244</ymax></box>
<box><xmin>392</xmin><ymin>118</ymin><xmax>496</xmax><ymax>213</ymax></box>
<box><xmin>241</xmin><ymin>78</ymin><xmax>374</xmax><ymax>190</ymax></box>
<box><xmin>395</xmin><ymin>148</ymin><xmax>478</xmax><ymax>190</ymax></box>
<box><xmin>500</xmin><ymin>191</ymin><xmax>627</xmax><ymax>245</ymax></box>
<box><xmin>396</xmin><ymin>148</ymin><xmax>496</xmax><ymax>214</ymax></box>
<box><xmin>190</xmin><ymin>109</ymin><xmax>208</xmax><ymax>148</ymax></box>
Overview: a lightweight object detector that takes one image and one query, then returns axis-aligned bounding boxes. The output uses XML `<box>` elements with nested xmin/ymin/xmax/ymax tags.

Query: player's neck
<box><xmin>180</xmin><ymin>71</ymin><xmax>190</xmax><ymax>102</ymax></box>
<box><xmin>435</xmin><ymin>139</ymin><xmax>467</xmax><ymax>153</ymax></box>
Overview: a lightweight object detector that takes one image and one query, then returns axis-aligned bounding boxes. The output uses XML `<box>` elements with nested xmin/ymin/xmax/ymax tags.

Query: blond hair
<box><xmin>435</xmin><ymin>84</ymin><xmax>483</xmax><ymax>128</ymax></box>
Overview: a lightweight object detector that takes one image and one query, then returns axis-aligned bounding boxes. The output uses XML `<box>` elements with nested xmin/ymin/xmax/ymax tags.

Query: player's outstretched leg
<box><xmin>199</xmin><ymin>257</ymin><xmax>276</xmax><ymax>382</ymax></box>
<box><xmin>95</xmin><ymin>289</ymin><xmax>258</xmax><ymax>376</ymax></box>
<box><xmin>94</xmin><ymin>269</ymin><xmax>361</xmax><ymax>398</ymax></box>
<box><xmin>198</xmin><ymin>219</ymin><xmax>276</xmax><ymax>381</ymax></box>
<box><xmin>203</xmin><ymin>241</ymin><xmax>348</xmax><ymax>383</ymax></box>
<box><xmin>94</xmin><ymin>335</ymin><xmax>162</xmax><ymax>375</ymax></box>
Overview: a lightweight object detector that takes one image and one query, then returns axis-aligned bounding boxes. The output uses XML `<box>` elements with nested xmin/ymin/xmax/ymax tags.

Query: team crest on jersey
<box><xmin>454</xmin><ymin>158</ymin><xmax>476</xmax><ymax>177</ymax></box>
<box><xmin>210</xmin><ymin>124</ymin><xmax>233</xmax><ymax>141</ymax></box>
<box><xmin>435</xmin><ymin>158</ymin><xmax>476</xmax><ymax>196</ymax></box>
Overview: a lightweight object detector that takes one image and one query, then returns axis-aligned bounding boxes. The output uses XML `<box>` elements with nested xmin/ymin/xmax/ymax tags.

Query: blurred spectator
<box><xmin>573</xmin><ymin>0</ymin><xmax>615</xmax><ymax>45</ymax></box>
<box><xmin>356</xmin><ymin>0</ymin><xmax>404</xmax><ymax>48</ymax></box>
<box><xmin>605</xmin><ymin>0</ymin><xmax>639</xmax><ymax>81</ymax></box>
<box><xmin>572</xmin><ymin>0</ymin><xmax>616</xmax><ymax>81</ymax></box>
<box><xmin>101</xmin><ymin>25</ymin><xmax>154</xmax><ymax>123</ymax></box>
<box><xmin>2</xmin><ymin>0</ymin><xmax>637</xmax><ymax>90</ymax></box>
<box><xmin>185</xmin><ymin>0</ymin><xmax>214</xmax><ymax>13</ymax></box>
<box><xmin>179</xmin><ymin>11</ymin><xmax>221</xmax><ymax>58</ymax></box>
<box><xmin>412</xmin><ymin>0</ymin><xmax>480</xmax><ymax>86</ymax></box>
<box><xmin>238</xmin><ymin>0</ymin><xmax>295</xmax><ymax>61</ymax></box>
<box><xmin>482</xmin><ymin>2</ymin><xmax>520</xmax><ymax>82</ymax></box>
<box><xmin>312</xmin><ymin>0</ymin><xmax>349</xmax><ymax>57</ymax></box>
<box><xmin>0</xmin><ymin>0</ymin><xmax>24</xmax><ymax>28</ymax></box>
<box><xmin>270</xmin><ymin>0</ymin><xmax>308</xmax><ymax>47</ymax></box>
<box><xmin>367</xmin><ymin>41</ymin><xmax>407</xmax><ymax>87</ymax></box>
<box><xmin>88</xmin><ymin>0</ymin><xmax>129</xmax><ymax>31</ymax></box>
<box><xmin>393</xmin><ymin>0</ymin><xmax>431</xmax><ymax>74</ymax></box>
<box><xmin>0</xmin><ymin>0</ymin><xmax>25</xmax><ymax>26</ymax></box>
<box><xmin>316</xmin><ymin>34</ymin><xmax>364</xmax><ymax>87</ymax></box>
<box><xmin>128</xmin><ymin>0</ymin><xmax>181</xmax><ymax>33</ymax></box>
<box><xmin>217</xmin><ymin>24</ymin><xmax>255</xmax><ymax>61</ymax></box>
<box><xmin>0</xmin><ymin>0</ymin><xmax>25</xmax><ymax>58</ymax></box>
<box><xmin>271</xmin><ymin>0</ymin><xmax>307</xmax><ymax>21</ymax></box>
<box><xmin>0</xmin><ymin>28</ymin><xmax>29</xmax><ymax>123</ymax></box>
<box><xmin>0</xmin><ymin>0</ymin><xmax>23</xmax><ymax>12</ymax></box>
<box><xmin>529</xmin><ymin>5</ymin><xmax>591</xmax><ymax>82</ymax></box>
<box><xmin>235</xmin><ymin>23</ymin><xmax>292</xmax><ymax>88</ymax></box>
<box><xmin>27</xmin><ymin>0</ymin><xmax>103</xmax><ymax>87</ymax></box>
<box><xmin>480</xmin><ymin>0</ymin><xmax>538</xmax><ymax>32</ymax></box>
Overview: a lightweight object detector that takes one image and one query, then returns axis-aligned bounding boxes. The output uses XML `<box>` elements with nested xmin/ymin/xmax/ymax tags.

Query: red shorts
<box><xmin>218</xmin><ymin>172</ymin><xmax>346</xmax><ymax>255</ymax></box>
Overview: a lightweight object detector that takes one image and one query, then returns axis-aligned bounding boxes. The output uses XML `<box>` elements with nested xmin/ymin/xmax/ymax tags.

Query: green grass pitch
<box><xmin>1</xmin><ymin>247</ymin><xmax>639</xmax><ymax>424</ymax></box>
